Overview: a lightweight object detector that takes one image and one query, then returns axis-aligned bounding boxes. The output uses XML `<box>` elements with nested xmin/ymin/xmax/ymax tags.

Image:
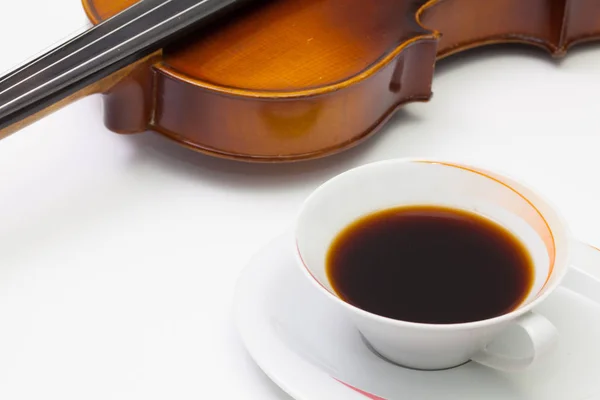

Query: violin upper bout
<box><xmin>562</xmin><ymin>0</ymin><xmax>600</xmax><ymax>51</ymax></box>
<box><xmin>418</xmin><ymin>0</ymin><xmax>600</xmax><ymax>58</ymax></box>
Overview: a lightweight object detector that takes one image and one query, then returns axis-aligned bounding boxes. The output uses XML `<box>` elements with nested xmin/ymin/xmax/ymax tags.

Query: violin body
<box><xmin>84</xmin><ymin>0</ymin><xmax>600</xmax><ymax>162</ymax></box>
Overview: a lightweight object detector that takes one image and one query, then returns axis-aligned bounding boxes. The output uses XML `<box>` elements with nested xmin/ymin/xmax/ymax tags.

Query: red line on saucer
<box><xmin>333</xmin><ymin>377</ymin><xmax>386</xmax><ymax>399</ymax></box>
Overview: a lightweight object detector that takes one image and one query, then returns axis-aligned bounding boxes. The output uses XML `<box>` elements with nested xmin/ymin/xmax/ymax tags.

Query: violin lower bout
<box><xmin>102</xmin><ymin>40</ymin><xmax>438</xmax><ymax>162</ymax></box>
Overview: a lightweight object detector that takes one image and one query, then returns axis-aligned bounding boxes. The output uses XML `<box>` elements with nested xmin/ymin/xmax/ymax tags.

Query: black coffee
<box><xmin>326</xmin><ymin>205</ymin><xmax>534</xmax><ymax>324</ymax></box>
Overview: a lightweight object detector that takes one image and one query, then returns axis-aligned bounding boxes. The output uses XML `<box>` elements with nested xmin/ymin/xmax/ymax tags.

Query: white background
<box><xmin>2</xmin><ymin>1</ymin><xmax>600</xmax><ymax>399</ymax></box>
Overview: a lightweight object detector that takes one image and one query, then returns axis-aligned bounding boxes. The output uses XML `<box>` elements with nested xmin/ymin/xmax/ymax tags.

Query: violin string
<box><xmin>0</xmin><ymin>0</ymin><xmax>176</xmax><ymax>101</ymax></box>
<box><xmin>0</xmin><ymin>0</ymin><xmax>248</xmax><ymax>129</ymax></box>
<box><xmin>0</xmin><ymin>1</ymin><xmax>156</xmax><ymax>88</ymax></box>
<box><xmin>0</xmin><ymin>24</ymin><xmax>92</xmax><ymax>85</ymax></box>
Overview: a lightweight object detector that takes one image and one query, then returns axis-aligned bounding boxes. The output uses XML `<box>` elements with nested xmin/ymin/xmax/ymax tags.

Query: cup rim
<box><xmin>293</xmin><ymin>157</ymin><xmax>572</xmax><ymax>331</ymax></box>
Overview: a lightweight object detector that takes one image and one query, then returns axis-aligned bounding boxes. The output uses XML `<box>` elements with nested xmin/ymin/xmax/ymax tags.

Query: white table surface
<box><xmin>2</xmin><ymin>2</ymin><xmax>600</xmax><ymax>399</ymax></box>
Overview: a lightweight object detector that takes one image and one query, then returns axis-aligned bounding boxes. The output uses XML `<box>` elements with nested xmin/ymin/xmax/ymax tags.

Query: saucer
<box><xmin>234</xmin><ymin>232</ymin><xmax>600</xmax><ymax>400</ymax></box>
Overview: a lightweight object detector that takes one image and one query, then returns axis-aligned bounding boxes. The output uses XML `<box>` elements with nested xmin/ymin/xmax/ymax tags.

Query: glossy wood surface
<box><xmin>84</xmin><ymin>0</ymin><xmax>600</xmax><ymax>162</ymax></box>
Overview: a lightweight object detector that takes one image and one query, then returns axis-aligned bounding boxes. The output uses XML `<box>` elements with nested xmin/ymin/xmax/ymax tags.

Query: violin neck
<box><xmin>0</xmin><ymin>0</ymin><xmax>255</xmax><ymax>139</ymax></box>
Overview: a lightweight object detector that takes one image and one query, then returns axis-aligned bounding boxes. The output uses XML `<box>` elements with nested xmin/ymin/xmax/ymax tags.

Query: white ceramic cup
<box><xmin>294</xmin><ymin>159</ymin><xmax>572</xmax><ymax>372</ymax></box>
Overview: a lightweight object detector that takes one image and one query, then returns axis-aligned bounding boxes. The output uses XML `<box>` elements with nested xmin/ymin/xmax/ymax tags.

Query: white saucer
<box><xmin>234</xmin><ymin>232</ymin><xmax>600</xmax><ymax>400</ymax></box>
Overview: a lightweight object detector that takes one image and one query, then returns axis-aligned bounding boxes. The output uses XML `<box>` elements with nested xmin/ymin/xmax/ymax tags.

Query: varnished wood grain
<box><xmin>82</xmin><ymin>0</ymin><xmax>600</xmax><ymax>162</ymax></box>
<box><xmin>420</xmin><ymin>0</ymin><xmax>565</xmax><ymax>58</ymax></box>
<box><xmin>86</xmin><ymin>0</ymin><xmax>433</xmax><ymax>93</ymax></box>
<box><xmin>85</xmin><ymin>0</ymin><xmax>439</xmax><ymax>160</ymax></box>
<box><xmin>76</xmin><ymin>0</ymin><xmax>600</xmax><ymax>161</ymax></box>
<box><xmin>564</xmin><ymin>0</ymin><xmax>600</xmax><ymax>48</ymax></box>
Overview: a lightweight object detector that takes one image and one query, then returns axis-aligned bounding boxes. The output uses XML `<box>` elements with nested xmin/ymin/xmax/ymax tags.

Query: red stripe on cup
<box><xmin>296</xmin><ymin>240</ymin><xmax>334</xmax><ymax>295</ymax></box>
<box><xmin>417</xmin><ymin>161</ymin><xmax>556</xmax><ymax>298</ymax></box>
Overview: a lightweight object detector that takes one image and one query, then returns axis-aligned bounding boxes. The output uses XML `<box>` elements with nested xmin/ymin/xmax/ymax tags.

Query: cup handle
<box><xmin>473</xmin><ymin>240</ymin><xmax>600</xmax><ymax>372</ymax></box>
<box><xmin>561</xmin><ymin>240</ymin><xmax>600</xmax><ymax>305</ymax></box>
<box><xmin>470</xmin><ymin>311</ymin><xmax>558</xmax><ymax>371</ymax></box>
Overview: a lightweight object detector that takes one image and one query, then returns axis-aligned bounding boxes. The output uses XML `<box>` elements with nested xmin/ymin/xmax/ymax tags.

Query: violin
<box><xmin>2</xmin><ymin>0</ymin><xmax>599</xmax><ymax>162</ymax></box>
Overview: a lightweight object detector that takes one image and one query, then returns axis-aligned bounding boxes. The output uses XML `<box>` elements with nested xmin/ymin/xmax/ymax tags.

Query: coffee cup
<box><xmin>294</xmin><ymin>159</ymin><xmax>571</xmax><ymax>371</ymax></box>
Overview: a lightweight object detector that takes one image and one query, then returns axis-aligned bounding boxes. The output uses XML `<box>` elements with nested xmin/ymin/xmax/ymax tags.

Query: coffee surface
<box><xmin>326</xmin><ymin>205</ymin><xmax>534</xmax><ymax>324</ymax></box>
